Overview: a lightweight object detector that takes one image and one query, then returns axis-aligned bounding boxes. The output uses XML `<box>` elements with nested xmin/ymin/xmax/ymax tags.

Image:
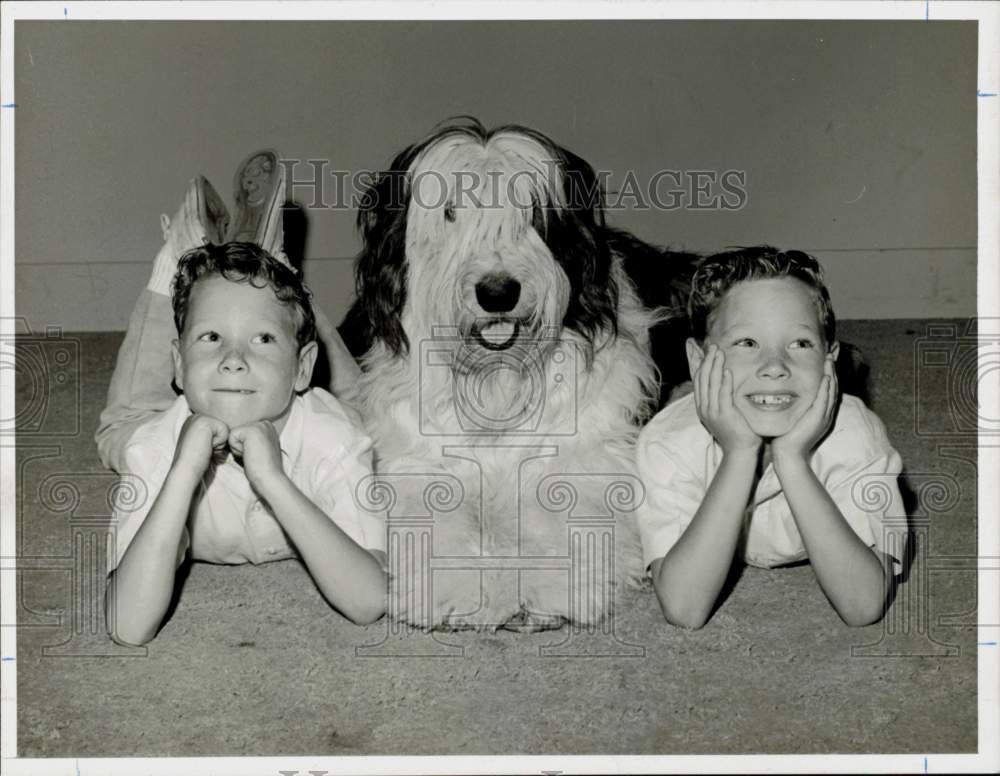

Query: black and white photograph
<box><xmin>1</xmin><ymin>1</ymin><xmax>997</xmax><ymax>773</ymax></box>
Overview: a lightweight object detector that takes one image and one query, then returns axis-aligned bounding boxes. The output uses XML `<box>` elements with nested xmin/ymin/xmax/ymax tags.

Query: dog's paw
<box><xmin>501</xmin><ymin>608</ymin><xmax>566</xmax><ymax>633</ymax></box>
<box><xmin>387</xmin><ymin>566</ymin><xmax>477</xmax><ymax>630</ymax></box>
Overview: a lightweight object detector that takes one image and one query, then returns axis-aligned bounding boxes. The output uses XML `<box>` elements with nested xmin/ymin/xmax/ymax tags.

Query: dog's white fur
<box><xmin>354</xmin><ymin>125</ymin><xmax>658</xmax><ymax>629</ymax></box>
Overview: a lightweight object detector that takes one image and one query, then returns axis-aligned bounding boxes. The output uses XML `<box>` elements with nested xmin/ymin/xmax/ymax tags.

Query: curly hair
<box><xmin>687</xmin><ymin>245</ymin><xmax>836</xmax><ymax>345</ymax></box>
<box><xmin>171</xmin><ymin>242</ymin><xmax>317</xmax><ymax>349</ymax></box>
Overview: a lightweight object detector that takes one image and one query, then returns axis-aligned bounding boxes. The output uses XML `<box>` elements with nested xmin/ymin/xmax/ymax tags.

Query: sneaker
<box><xmin>147</xmin><ymin>176</ymin><xmax>229</xmax><ymax>295</ymax></box>
<box><xmin>227</xmin><ymin>149</ymin><xmax>286</xmax><ymax>262</ymax></box>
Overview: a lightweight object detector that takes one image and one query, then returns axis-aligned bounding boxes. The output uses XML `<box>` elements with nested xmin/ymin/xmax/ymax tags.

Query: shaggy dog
<box><xmin>341</xmin><ymin>118</ymin><xmax>696</xmax><ymax>630</ymax></box>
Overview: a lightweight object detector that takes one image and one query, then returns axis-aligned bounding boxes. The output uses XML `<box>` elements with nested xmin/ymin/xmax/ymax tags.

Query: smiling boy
<box><xmin>637</xmin><ymin>247</ymin><xmax>904</xmax><ymax>629</ymax></box>
<box><xmin>106</xmin><ymin>243</ymin><xmax>385</xmax><ymax>645</ymax></box>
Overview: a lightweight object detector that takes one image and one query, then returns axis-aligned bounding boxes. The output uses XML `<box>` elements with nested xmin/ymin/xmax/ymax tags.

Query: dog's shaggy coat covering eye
<box><xmin>343</xmin><ymin>118</ymin><xmax>693</xmax><ymax>630</ymax></box>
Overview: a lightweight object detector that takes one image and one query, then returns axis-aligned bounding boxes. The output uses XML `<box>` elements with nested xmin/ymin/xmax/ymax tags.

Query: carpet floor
<box><xmin>12</xmin><ymin>319</ymin><xmax>979</xmax><ymax>757</ymax></box>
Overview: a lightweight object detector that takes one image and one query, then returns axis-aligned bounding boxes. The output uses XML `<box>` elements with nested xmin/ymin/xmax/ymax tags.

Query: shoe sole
<box><xmin>227</xmin><ymin>149</ymin><xmax>284</xmax><ymax>257</ymax></box>
<box><xmin>193</xmin><ymin>175</ymin><xmax>230</xmax><ymax>244</ymax></box>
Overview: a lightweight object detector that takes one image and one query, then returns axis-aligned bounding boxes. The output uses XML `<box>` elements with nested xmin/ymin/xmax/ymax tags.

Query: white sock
<box><xmin>147</xmin><ymin>217</ymin><xmax>181</xmax><ymax>295</ymax></box>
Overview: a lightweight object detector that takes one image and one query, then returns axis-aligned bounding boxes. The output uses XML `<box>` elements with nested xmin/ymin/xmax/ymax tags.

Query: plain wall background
<box><xmin>14</xmin><ymin>20</ymin><xmax>977</xmax><ymax>331</ymax></box>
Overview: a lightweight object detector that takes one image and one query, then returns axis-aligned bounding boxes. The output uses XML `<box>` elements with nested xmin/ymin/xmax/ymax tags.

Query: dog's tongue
<box><xmin>480</xmin><ymin>320</ymin><xmax>517</xmax><ymax>348</ymax></box>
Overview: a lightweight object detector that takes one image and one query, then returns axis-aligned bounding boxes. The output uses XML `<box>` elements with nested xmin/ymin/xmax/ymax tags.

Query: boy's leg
<box><xmin>95</xmin><ymin>289</ymin><xmax>177</xmax><ymax>472</ymax></box>
<box><xmin>95</xmin><ymin>177</ymin><xmax>228</xmax><ymax>472</ymax></box>
<box><xmin>314</xmin><ymin>305</ymin><xmax>362</xmax><ymax>400</ymax></box>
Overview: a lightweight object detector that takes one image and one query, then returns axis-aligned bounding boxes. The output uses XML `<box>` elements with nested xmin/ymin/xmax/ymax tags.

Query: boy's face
<box><xmin>172</xmin><ymin>276</ymin><xmax>317</xmax><ymax>432</ymax></box>
<box><xmin>687</xmin><ymin>276</ymin><xmax>839</xmax><ymax>438</ymax></box>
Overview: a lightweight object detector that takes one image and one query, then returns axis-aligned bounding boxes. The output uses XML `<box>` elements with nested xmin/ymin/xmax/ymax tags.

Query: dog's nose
<box><xmin>475</xmin><ymin>274</ymin><xmax>521</xmax><ymax>313</ymax></box>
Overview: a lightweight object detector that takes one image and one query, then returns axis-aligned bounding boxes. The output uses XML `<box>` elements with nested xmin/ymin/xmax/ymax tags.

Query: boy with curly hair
<box><xmin>106</xmin><ymin>243</ymin><xmax>385</xmax><ymax>645</ymax></box>
<box><xmin>638</xmin><ymin>246</ymin><xmax>904</xmax><ymax>629</ymax></box>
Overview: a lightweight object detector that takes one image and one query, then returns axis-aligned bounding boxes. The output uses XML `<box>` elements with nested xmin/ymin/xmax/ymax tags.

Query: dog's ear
<box><xmin>540</xmin><ymin>148</ymin><xmax>618</xmax><ymax>351</ymax></box>
<box><xmin>356</xmin><ymin>166</ymin><xmax>412</xmax><ymax>357</ymax></box>
<box><xmin>336</xmin><ymin>299</ymin><xmax>373</xmax><ymax>361</ymax></box>
<box><xmin>613</xmin><ymin>229</ymin><xmax>701</xmax><ymax>398</ymax></box>
<box><xmin>546</xmin><ymin>207</ymin><xmax>618</xmax><ymax>350</ymax></box>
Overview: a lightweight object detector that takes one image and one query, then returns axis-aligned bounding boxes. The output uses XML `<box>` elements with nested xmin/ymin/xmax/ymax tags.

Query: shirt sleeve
<box><xmin>636</xmin><ymin>429</ymin><xmax>708</xmax><ymax>570</ymax></box>
<box><xmin>824</xmin><ymin>445</ymin><xmax>907</xmax><ymax>575</ymax></box>
<box><xmin>309</xmin><ymin>434</ymin><xmax>385</xmax><ymax>554</ymax></box>
<box><xmin>107</xmin><ymin>441</ymin><xmax>191</xmax><ymax>574</ymax></box>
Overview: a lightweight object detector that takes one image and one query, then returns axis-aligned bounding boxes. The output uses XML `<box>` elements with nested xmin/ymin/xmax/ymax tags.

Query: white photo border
<box><xmin>1</xmin><ymin>1</ymin><xmax>997</xmax><ymax>774</ymax></box>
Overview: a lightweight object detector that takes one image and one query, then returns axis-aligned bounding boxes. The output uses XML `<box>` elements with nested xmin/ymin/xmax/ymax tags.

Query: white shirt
<box><xmin>637</xmin><ymin>393</ymin><xmax>906</xmax><ymax>570</ymax></box>
<box><xmin>109</xmin><ymin>388</ymin><xmax>384</xmax><ymax>572</ymax></box>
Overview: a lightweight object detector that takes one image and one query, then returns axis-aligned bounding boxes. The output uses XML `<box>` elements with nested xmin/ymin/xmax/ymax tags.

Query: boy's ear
<box><xmin>295</xmin><ymin>340</ymin><xmax>319</xmax><ymax>392</ymax></box>
<box><xmin>171</xmin><ymin>339</ymin><xmax>184</xmax><ymax>391</ymax></box>
<box><xmin>829</xmin><ymin>340</ymin><xmax>841</xmax><ymax>362</ymax></box>
<box><xmin>685</xmin><ymin>338</ymin><xmax>705</xmax><ymax>380</ymax></box>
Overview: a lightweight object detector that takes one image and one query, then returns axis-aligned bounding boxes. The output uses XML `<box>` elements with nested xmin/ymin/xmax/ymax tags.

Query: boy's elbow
<box><xmin>837</xmin><ymin>586</ymin><xmax>890</xmax><ymax>627</ymax></box>
<box><xmin>839</xmin><ymin>566</ymin><xmax>894</xmax><ymax>627</ymax></box>
<box><xmin>841</xmin><ymin>612</ymin><xmax>882</xmax><ymax>628</ymax></box>
<box><xmin>660</xmin><ymin>603</ymin><xmax>710</xmax><ymax>630</ymax></box>
<box><xmin>655</xmin><ymin>589</ymin><xmax>710</xmax><ymax>630</ymax></box>
<box><xmin>351</xmin><ymin>609</ymin><xmax>386</xmax><ymax>626</ymax></box>
<box><xmin>839</xmin><ymin>600</ymin><xmax>887</xmax><ymax>628</ymax></box>
<box><xmin>107</xmin><ymin>621</ymin><xmax>155</xmax><ymax>647</ymax></box>
<box><xmin>342</xmin><ymin>599</ymin><xmax>386</xmax><ymax>626</ymax></box>
<box><xmin>105</xmin><ymin>584</ymin><xmax>157</xmax><ymax>646</ymax></box>
<box><xmin>338</xmin><ymin>582</ymin><xmax>387</xmax><ymax>625</ymax></box>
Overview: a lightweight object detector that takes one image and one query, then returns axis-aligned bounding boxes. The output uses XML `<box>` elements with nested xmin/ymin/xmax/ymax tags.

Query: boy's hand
<box><xmin>228</xmin><ymin>420</ymin><xmax>286</xmax><ymax>491</ymax></box>
<box><xmin>173</xmin><ymin>414</ymin><xmax>229</xmax><ymax>476</ymax></box>
<box><xmin>772</xmin><ymin>354</ymin><xmax>839</xmax><ymax>464</ymax></box>
<box><xmin>693</xmin><ymin>344</ymin><xmax>761</xmax><ymax>455</ymax></box>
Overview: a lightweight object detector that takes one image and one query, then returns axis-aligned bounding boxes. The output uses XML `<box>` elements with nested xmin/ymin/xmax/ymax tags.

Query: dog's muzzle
<box><xmin>468</xmin><ymin>273</ymin><xmax>525</xmax><ymax>350</ymax></box>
